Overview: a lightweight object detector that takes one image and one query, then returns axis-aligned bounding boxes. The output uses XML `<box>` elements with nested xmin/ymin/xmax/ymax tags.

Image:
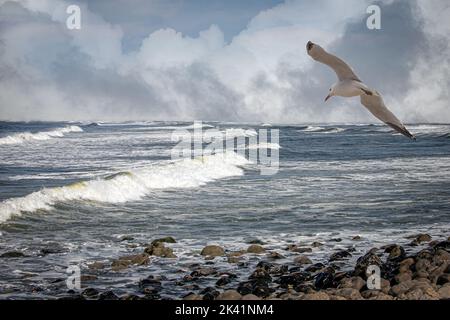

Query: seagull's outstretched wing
<box><xmin>360</xmin><ymin>92</ymin><xmax>416</xmax><ymax>140</ymax></box>
<box><xmin>306</xmin><ymin>41</ymin><xmax>361</xmax><ymax>82</ymax></box>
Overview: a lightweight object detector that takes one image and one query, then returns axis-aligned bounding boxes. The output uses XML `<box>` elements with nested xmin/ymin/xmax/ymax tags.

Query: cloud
<box><xmin>0</xmin><ymin>0</ymin><xmax>449</xmax><ymax>123</ymax></box>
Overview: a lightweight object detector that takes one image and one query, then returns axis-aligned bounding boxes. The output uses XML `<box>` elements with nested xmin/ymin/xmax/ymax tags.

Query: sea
<box><xmin>0</xmin><ymin>121</ymin><xmax>449</xmax><ymax>298</ymax></box>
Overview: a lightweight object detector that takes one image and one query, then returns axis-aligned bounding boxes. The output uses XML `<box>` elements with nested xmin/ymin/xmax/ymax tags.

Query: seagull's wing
<box><xmin>306</xmin><ymin>41</ymin><xmax>361</xmax><ymax>82</ymax></box>
<box><xmin>360</xmin><ymin>91</ymin><xmax>416</xmax><ymax>140</ymax></box>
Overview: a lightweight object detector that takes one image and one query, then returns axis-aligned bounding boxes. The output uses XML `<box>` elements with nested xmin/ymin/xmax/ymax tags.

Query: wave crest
<box><xmin>0</xmin><ymin>125</ymin><xmax>83</xmax><ymax>145</ymax></box>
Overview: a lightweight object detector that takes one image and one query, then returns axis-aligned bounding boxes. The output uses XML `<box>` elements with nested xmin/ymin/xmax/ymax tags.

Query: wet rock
<box><xmin>80</xmin><ymin>275</ymin><xmax>98</xmax><ymax>282</ymax></box>
<box><xmin>119</xmin><ymin>235</ymin><xmax>134</xmax><ymax>242</ymax></box>
<box><xmin>0</xmin><ymin>251</ymin><xmax>25</xmax><ymax>258</ymax></box>
<box><xmin>98</xmin><ymin>291</ymin><xmax>119</xmax><ymax>300</ymax></box>
<box><xmin>438</xmin><ymin>284</ymin><xmax>450</xmax><ymax>299</ymax></box>
<box><xmin>287</xmin><ymin>245</ymin><xmax>312</xmax><ymax>253</ymax></box>
<box><xmin>433</xmin><ymin>241</ymin><xmax>450</xmax><ymax>250</ymax></box>
<box><xmin>40</xmin><ymin>245</ymin><xmax>67</xmax><ymax>255</ymax></box>
<box><xmin>433</xmin><ymin>249</ymin><xmax>450</xmax><ymax>265</ymax></box>
<box><xmin>227</xmin><ymin>256</ymin><xmax>241</xmax><ymax>264</ymax></box>
<box><xmin>217</xmin><ymin>290</ymin><xmax>242</xmax><ymax>300</ymax></box>
<box><xmin>247</xmin><ymin>239</ymin><xmax>265</xmax><ymax>245</ymax></box>
<box><xmin>399</xmin><ymin>258</ymin><xmax>415</xmax><ymax>273</ymax></box>
<box><xmin>330</xmin><ymin>238</ymin><xmax>342</xmax><ymax>242</ymax></box>
<box><xmin>59</xmin><ymin>294</ymin><xmax>85</xmax><ymax>300</ymax></box>
<box><xmin>88</xmin><ymin>262</ymin><xmax>105</xmax><ymax>270</ymax></box>
<box><xmin>237</xmin><ymin>280</ymin><xmax>274</xmax><ymax>298</ymax></box>
<box><xmin>191</xmin><ymin>267</ymin><xmax>217</xmax><ymax>277</ymax></box>
<box><xmin>247</xmin><ymin>244</ymin><xmax>266</xmax><ymax>254</ymax></box>
<box><xmin>352</xmin><ymin>236</ymin><xmax>362</xmax><ymax>241</ymax></box>
<box><xmin>361</xmin><ymin>290</ymin><xmax>394</xmax><ymax>300</ymax></box>
<box><xmin>329</xmin><ymin>250</ymin><xmax>352</xmax><ymax>262</ymax></box>
<box><xmin>150</xmin><ymin>236</ymin><xmax>176</xmax><ymax>245</ymax></box>
<box><xmin>241</xmin><ymin>294</ymin><xmax>261</xmax><ymax>300</ymax></box>
<box><xmin>201</xmin><ymin>287</ymin><xmax>220</xmax><ymax>300</ymax></box>
<box><xmin>353</xmin><ymin>249</ymin><xmax>382</xmax><ymax>278</ymax></box>
<box><xmin>385</xmin><ymin>245</ymin><xmax>405</xmax><ymax>261</ymax></box>
<box><xmin>314</xmin><ymin>270</ymin><xmax>335</xmax><ymax>290</ymax></box>
<box><xmin>183</xmin><ymin>293</ymin><xmax>202</xmax><ymax>300</ymax></box>
<box><xmin>201</xmin><ymin>245</ymin><xmax>225</xmax><ymax>257</ymax></box>
<box><xmin>302</xmin><ymin>292</ymin><xmax>330</xmax><ymax>300</ymax></box>
<box><xmin>144</xmin><ymin>242</ymin><xmax>176</xmax><ymax>258</ymax></box>
<box><xmin>216</xmin><ymin>276</ymin><xmax>233</xmax><ymax>287</ymax></box>
<box><xmin>436</xmin><ymin>274</ymin><xmax>450</xmax><ymax>286</ymax></box>
<box><xmin>227</xmin><ymin>250</ymin><xmax>245</xmax><ymax>257</ymax></box>
<box><xmin>267</xmin><ymin>252</ymin><xmax>284</xmax><ymax>259</ymax></box>
<box><xmin>410</xmin><ymin>234</ymin><xmax>432</xmax><ymax>245</ymax></box>
<box><xmin>120</xmin><ymin>294</ymin><xmax>142</xmax><ymax>300</ymax></box>
<box><xmin>395</xmin><ymin>271</ymin><xmax>413</xmax><ymax>283</ymax></box>
<box><xmin>81</xmin><ymin>288</ymin><xmax>99</xmax><ymax>298</ymax></box>
<box><xmin>111</xmin><ymin>253</ymin><xmax>149</xmax><ymax>271</ymax></box>
<box><xmin>249</xmin><ymin>268</ymin><xmax>272</xmax><ymax>283</ymax></box>
<box><xmin>293</xmin><ymin>255</ymin><xmax>312</xmax><ymax>265</ymax></box>
<box><xmin>294</xmin><ymin>284</ymin><xmax>315</xmax><ymax>294</ymax></box>
<box><xmin>311</xmin><ymin>242</ymin><xmax>323</xmax><ymax>247</ymax></box>
<box><xmin>338</xmin><ymin>276</ymin><xmax>365</xmax><ymax>291</ymax></box>
<box><xmin>139</xmin><ymin>276</ymin><xmax>162</xmax><ymax>295</ymax></box>
<box><xmin>256</xmin><ymin>261</ymin><xmax>288</xmax><ymax>275</ymax></box>
<box><xmin>335</xmin><ymin>288</ymin><xmax>362</xmax><ymax>300</ymax></box>
<box><xmin>278</xmin><ymin>272</ymin><xmax>310</xmax><ymax>288</ymax></box>
<box><xmin>305</xmin><ymin>263</ymin><xmax>325</xmax><ymax>273</ymax></box>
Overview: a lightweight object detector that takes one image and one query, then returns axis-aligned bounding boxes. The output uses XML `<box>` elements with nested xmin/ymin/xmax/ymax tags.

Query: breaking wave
<box><xmin>0</xmin><ymin>152</ymin><xmax>250</xmax><ymax>223</ymax></box>
<box><xmin>0</xmin><ymin>125</ymin><xmax>83</xmax><ymax>145</ymax></box>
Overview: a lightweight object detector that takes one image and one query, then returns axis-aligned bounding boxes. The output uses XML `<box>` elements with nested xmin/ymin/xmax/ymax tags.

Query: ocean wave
<box><xmin>239</xmin><ymin>142</ymin><xmax>281</xmax><ymax>150</ymax></box>
<box><xmin>0</xmin><ymin>152</ymin><xmax>250</xmax><ymax>223</ymax></box>
<box><xmin>0</xmin><ymin>125</ymin><xmax>83</xmax><ymax>145</ymax></box>
<box><xmin>300</xmin><ymin>126</ymin><xmax>345</xmax><ymax>133</ymax></box>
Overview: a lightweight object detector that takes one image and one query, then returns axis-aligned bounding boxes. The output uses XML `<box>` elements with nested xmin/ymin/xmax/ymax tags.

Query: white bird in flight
<box><xmin>306</xmin><ymin>41</ymin><xmax>415</xmax><ymax>140</ymax></box>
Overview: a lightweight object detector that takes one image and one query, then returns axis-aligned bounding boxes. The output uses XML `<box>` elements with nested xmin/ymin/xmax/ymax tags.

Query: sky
<box><xmin>0</xmin><ymin>0</ymin><xmax>449</xmax><ymax>123</ymax></box>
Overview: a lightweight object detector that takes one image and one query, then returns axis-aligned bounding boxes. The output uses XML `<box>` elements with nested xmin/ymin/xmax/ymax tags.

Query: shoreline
<box><xmin>15</xmin><ymin>233</ymin><xmax>447</xmax><ymax>300</ymax></box>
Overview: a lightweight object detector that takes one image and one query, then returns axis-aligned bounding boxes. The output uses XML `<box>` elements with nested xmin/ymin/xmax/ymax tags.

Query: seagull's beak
<box><xmin>324</xmin><ymin>94</ymin><xmax>332</xmax><ymax>102</ymax></box>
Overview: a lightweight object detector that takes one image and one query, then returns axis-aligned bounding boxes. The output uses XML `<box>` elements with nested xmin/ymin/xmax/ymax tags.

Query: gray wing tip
<box><xmin>306</xmin><ymin>41</ymin><xmax>314</xmax><ymax>52</ymax></box>
<box><xmin>386</xmin><ymin>122</ymin><xmax>416</xmax><ymax>141</ymax></box>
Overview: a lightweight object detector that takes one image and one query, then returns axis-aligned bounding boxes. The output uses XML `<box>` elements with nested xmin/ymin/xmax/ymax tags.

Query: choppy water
<box><xmin>0</xmin><ymin>121</ymin><xmax>449</xmax><ymax>299</ymax></box>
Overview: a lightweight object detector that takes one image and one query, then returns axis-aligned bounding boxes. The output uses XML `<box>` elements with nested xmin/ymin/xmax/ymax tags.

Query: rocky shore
<box><xmin>49</xmin><ymin>233</ymin><xmax>450</xmax><ymax>301</ymax></box>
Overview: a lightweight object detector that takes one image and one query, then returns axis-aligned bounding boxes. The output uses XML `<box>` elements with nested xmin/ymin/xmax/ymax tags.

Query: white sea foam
<box><xmin>0</xmin><ymin>152</ymin><xmax>250</xmax><ymax>223</ymax></box>
<box><xmin>0</xmin><ymin>126</ymin><xmax>83</xmax><ymax>145</ymax></box>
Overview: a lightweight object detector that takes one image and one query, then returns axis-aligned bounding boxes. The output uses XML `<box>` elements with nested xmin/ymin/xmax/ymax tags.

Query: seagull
<box><xmin>306</xmin><ymin>41</ymin><xmax>415</xmax><ymax>140</ymax></box>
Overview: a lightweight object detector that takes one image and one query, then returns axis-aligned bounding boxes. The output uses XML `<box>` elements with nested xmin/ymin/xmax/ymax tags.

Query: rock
<box><xmin>98</xmin><ymin>291</ymin><xmax>119</xmax><ymax>300</ymax></box>
<box><xmin>361</xmin><ymin>290</ymin><xmax>394</xmax><ymax>300</ymax></box>
<box><xmin>329</xmin><ymin>250</ymin><xmax>352</xmax><ymax>262</ymax></box>
<box><xmin>183</xmin><ymin>293</ymin><xmax>203</xmax><ymax>300</ymax></box>
<box><xmin>433</xmin><ymin>241</ymin><xmax>450</xmax><ymax>250</ymax></box>
<box><xmin>88</xmin><ymin>262</ymin><xmax>105</xmax><ymax>270</ymax></box>
<box><xmin>395</xmin><ymin>271</ymin><xmax>413</xmax><ymax>283</ymax></box>
<box><xmin>217</xmin><ymin>290</ymin><xmax>242</xmax><ymax>300</ymax></box>
<box><xmin>138</xmin><ymin>276</ymin><xmax>162</xmax><ymax>294</ymax></box>
<box><xmin>293</xmin><ymin>255</ymin><xmax>312</xmax><ymax>265</ymax></box>
<box><xmin>302</xmin><ymin>292</ymin><xmax>330</xmax><ymax>300</ymax></box>
<box><xmin>415</xmin><ymin>259</ymin><xmax>431</xmax><ymax>273</ymax></box>
<box><xmin>191</xmin><ymin>267</ymin><xmax>217</xmax><ymax>277</ymax></box>
<box><xmin>40</xmin><ymin>246</ymin><xmax>67</xmax><ymax>255</ymax></box>
<box><xmin>200</xmin><ymin>287</ymin><xmax>220</xmax><ymax>300</ymax></box>
<box><xmin>386</xmin><ymin>245</ymin><xmax>406</xmax><ymax>261</ymax></box>
<box><xmin>305</xmin><ymin>263</ymin><xmax>325</xmax><ymax>273</ymax></box>
<box><xmin>267</xmin><ymin>252</ymin><xmax>285</xmax><ymax>259</ymax></box>
<box><xmin>241</xmin><ymin>294</ymin><xmax>261</xmax><ymax>300</ymax></box>
<box><xmin>433</xmin><ymin>249</ymin><xmax>450</xmax><ymax>265</ymax></box>
<box><xmin>247</xmin><ymin>244</ymin><xmax>266</xmax><ymax>254</ymax></box>
<box><xmin>247</xmin><ymin>239</ymin><xmax>265</xmax><ymax>245</ymax></box>
<box><xmin>201</xmin><ymin>245</ymin><xmax>225</xmax><ymax>257</ymax></box>
<box><xmin>339</xmin><ymin>276</ymin><xmax>365</xmax><ymax>291</ymax></box>
<box><xmin>80</xmin><ymin>275</ymin><xmax>98</xmax><ymax>282</ymax></box>
<box><xmin>293</xmin><ymin>247</ymin><xmax>313</xmax><ymax>253</ymax></box>
<box><xmin>354</xmin><ymin>249</ymin><xmax>382</xmax><ymax>278</ymax></box>
<box><xmin>216</xmin><ymin>276</ymin><xmax>232</xmax><ymax>287</ymax></box>
<box><xmin>256</xmin><ymin>261</ymin><xmax>288</xmax><ymax>275</ymax></box>
<box><xmin>249</xmin><ymin>268</ymin><xmax>272</xmax><ymax>283</ymax></box>
<box><xmin>415</xmin><ymin>234</ymin><xmax>432</xmax><ymax>243</ymax></box>
<box><xmin>335</xmin><ymin>288</ymin><xmax>362</xmax><ymax>300</ymax></box>
<box><xmin>330</xmin><ymin>238</ymin><xmax>342</xmax><ymax>242</ymax></box>
<box><xmin>314</xmin><ymin>270</ymin><xmax>335</xmax><ymax>290</ymax></box>
<box><xmin>278</xmin><ymin>272</ymin><xmax>310</xmax><ymax>287</ymax></box>
<box><xmin>0</xmin><ymin>251</ymin><xmax>25</xmax><ymax>258</ymax></box>
<box><xmin>352</xmin><ymin>235</ymin><xmax>362</xmax><ymax>241</ymax></box>
<box><xmin>399</xmin><ymin>258</ymin><xmax>415</xmax><ymax>273</ymax></box>
<box><xmin>227</xmin><ymin>256</ymin><xmax>241</xmax><ymax>264</ymax></box>
<box><xmin>311</xmin><ymin>242</ymin><xmax>323</xmax><ymax>247</ymax></box>
<box><xmin>227</xmin><ymin>250</ymin><xmax>245</xmax><ymax>257</ymax></box>
<box><xmin>120</xmin><ymin>294</ymin><xmax>142</xmax><ymax>300</ymax></box>
<box><xmin>438</xmin><ymin>284</ymin><xmax>450</xmax><ymax>299</ymax></box>
<box><xmin>119</xmin><ymin>235</ymin><xmax>134</xmax><ymax>242</ymax></box>
<box><xmin>150</xmin><ymin>236</ymin><xmax>176</xmax><ymax>245</ymax></box>
<box><xmin>144</xmin><ymin>242</ymin><xmax>176</xmax><ymax>258</ymax></box>
<box><xmin>111</xmin><ymin>253</ymin><xmax>149</xmax><ymax>271</ymax></box>
<box><xmin>436</xmin><ymin>274</ymin><xmax>450</xmax><ymax>286</ymax></box>
<box><xmin>81</xmin><ymin>288</ymin><xmax>99</xmax><ymax>298</ymax></box>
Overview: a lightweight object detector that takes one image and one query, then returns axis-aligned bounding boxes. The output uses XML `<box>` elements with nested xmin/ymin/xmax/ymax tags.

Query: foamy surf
<box><xmin>0</xmin><ymin>125</ymin><xmax>83</xmax><ymax>145</ymax></box>
<box><xmin>0</xmin><ymin>152</ymin><xmax>250</xmax><ymax>223</ymax></box>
